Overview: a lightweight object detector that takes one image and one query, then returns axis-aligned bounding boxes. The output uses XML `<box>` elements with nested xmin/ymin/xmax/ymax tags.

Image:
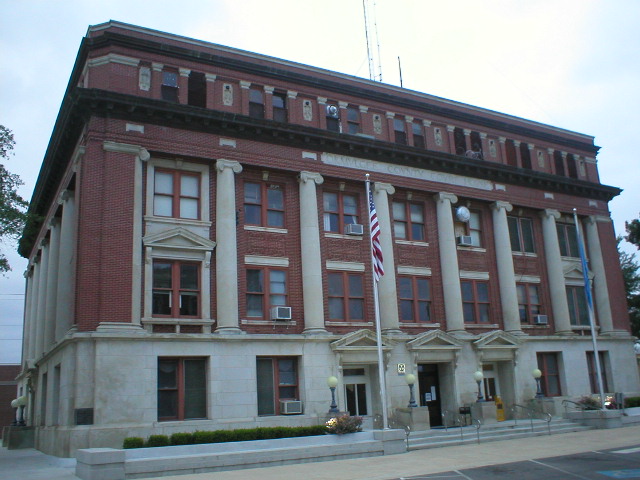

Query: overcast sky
<box><xmin>1</xmin><ymin>0</ymin><xmax>639</xmax><ymax>363</ymax></box>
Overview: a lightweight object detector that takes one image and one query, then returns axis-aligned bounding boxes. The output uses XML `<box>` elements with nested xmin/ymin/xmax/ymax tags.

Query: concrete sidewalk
<box><xmin>2</xmin><ymin>425</ymin><xmax>640</xmax><ymax>480</ymax></box>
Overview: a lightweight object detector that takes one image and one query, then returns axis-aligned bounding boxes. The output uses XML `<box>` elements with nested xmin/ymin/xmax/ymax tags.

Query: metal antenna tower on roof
<box><xmin>363</xmin><ymin>0</ymin><xmax>383</xmax><ymax>82</ymax></box>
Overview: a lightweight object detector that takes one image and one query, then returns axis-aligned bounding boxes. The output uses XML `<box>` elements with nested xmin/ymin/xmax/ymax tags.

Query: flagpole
<box><xmin>366</xmin><ymin>174</ymin><xmax>389</xmax><ymax>430</ymax></box>
<box><xmin>573</xmin><ymin>208</ymin><xmax>606</xmax><ymax>410</ymax></box>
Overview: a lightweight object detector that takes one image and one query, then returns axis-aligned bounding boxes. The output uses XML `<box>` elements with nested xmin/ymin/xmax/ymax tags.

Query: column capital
<box><xmin>239</xmin><ymin>80</ymin><xmax>251</xmax><ymax>89</ymax></box>
<box><xmin>338</xmin><ymin>101</ymin><xmax>348</xmax><ymax>109</ymax></box>
<box><xmin>287</xmin><ymin>90</ymin><xmax>298</xmax><ymax>99</ymax></box>
<box><xmin>498</xmin><ymin>136</ymin><xmax>507</xmax><ymax>144</ymax></box>
<box><xmin>540</xmin><ymin>209</ymin><xmax>561</xmax><ymax>220</ymax></box>
<box><xmin>264</xmin><ymin>85</ymin><xmax>275</xmax><ymax>94</ymax></box>
<box><xmin>385</xmin><ymin>111</ymin><xmax>396</xmax><ymax>119</ymax></box>
<box><xmin>446</xmin><ymin>125</ymin><xmax>456</xmax><ymax>132</ymax></box>
<box><xmin>317</xmin><ymin>96</ymin><xmax>327</xmax><ymax>104</ymax></box>
<box><xmin>513</xmin><ymin>140</ymin><xmax>521</xmax><ymax>147</ymax></box>
<box><xmin>58</xmin><ymin>190</ymin><xmax>74</xmax><ymax>205</ymax></box>
<box><xmin>405</xmin><ymin>116</ymin><xmax>414</xmax><ymax>123</ymax></box>
<box><xmin>491</xmin><ymin>201</ymin><xmax>513</xmax><ymax>213</ymax></box>
<box><xmin>374</xmin><ymin>182</ymin><xmax>395</xmax><ymax>195</ymax></box>
<box><xmin>179</xmin><ymin>68</ymin><xmax>191</xmax><ymax>77</ymax></box>
<box><xmin>479</xmin><ymin>132</ymin><xmax>488</xmax><ymax>139</ymax></box>
<box><xmin>216</xmin><ymin>159</ymin><xmax>242</xmax><ymax>174</ymax></box>
<box><xmin>205</xmin><ymin>73</ymin><xmax>217</xmax><ymax>82</ymax></box>
<box><xmin>299</xmin><ymin>171</ymin><xmax>324</xmax><ymax>185</ymax></box>
<box><xmin>463</xmin><ymin>129</ymin><xmax>471</xmax><ymax>136</ymax></box>
<box><xmin>433</xmin><ymin>192</ymin><xmax>458</xmax><ymax>204</ymax></box>
<box><xmin>359</xmin><ymin>105</ymin><xmax>369</xmax><ymax>113</ymax></box>
<box><xmin>422</xmin><ymin>119</ymin><xmax>432</xmax><ymax>127</ymax></box>
<box><xmin>103</xmin><ymin>141</ymin><xmax>150</xmax><ymax>161</ymax></box>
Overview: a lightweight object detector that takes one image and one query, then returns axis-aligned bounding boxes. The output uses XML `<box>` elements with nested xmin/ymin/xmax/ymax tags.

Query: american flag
<box><xmin>369</xmin><ymin>188</ymin><xmax>384</xmax><ymax>281</ymax></box>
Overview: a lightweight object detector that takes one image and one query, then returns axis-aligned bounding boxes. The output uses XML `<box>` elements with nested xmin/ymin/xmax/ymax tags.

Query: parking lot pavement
<box><xmin>396</xmin><ymin>445</ymin><xmax>640</xmax><ymax>480</ymax></box>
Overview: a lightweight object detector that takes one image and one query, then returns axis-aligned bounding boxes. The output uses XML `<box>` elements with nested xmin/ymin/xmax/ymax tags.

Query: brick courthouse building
<box><xmin>17</xmin><ymin>21</ymin><xmax>639</xmax><ymax>456</ymax></box>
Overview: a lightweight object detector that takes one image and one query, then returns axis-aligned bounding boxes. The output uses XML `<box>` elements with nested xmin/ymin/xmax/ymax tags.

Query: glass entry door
<box><xmin>343</xmin><ymin>366</ymin><xmax>370</xmax><ymax>416</ymax></box>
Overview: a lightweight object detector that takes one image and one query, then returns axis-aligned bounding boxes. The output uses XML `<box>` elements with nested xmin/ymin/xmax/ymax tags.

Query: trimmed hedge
<box><xmin>123</xmin><ymin>425</ymin><xmax>326</xmax><ymax>449</ymax></box>
<box><xmin>625</xmin><ymin>396</ymin><xmax>640</xmax><ymax>408</ymax></box>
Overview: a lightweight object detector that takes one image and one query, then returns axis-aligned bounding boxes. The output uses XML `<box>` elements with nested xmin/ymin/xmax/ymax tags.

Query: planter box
<box><xmin>565</xmin><ymin>409</ymin><xmax>623</xmax><ymax>429</ymax></box>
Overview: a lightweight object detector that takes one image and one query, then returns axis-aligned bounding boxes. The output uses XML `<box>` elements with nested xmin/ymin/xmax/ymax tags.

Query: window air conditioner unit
<box><xmin>280</xmin><ymin>400</ymin><xmax>303</xmax><ymax>415</ymax></box>
<box><xmin>345</xmin><ymin>223</ymin><xmax>364</xmax><ymax>236</ymax></box>
<box><xmin>326</xmin><ymin>104</ymin><xmax>339</xmax><ymax>118</ymax></box>
<box><xmin>533</xmin><ymin>315</ymin><xmax>548</xmax><ymax>325</ymax></box>
<box><xmin>270</xmin><ymin>306</ymin><xmax>292</xmax><ymax>321</ymax></box>
<box><xmin>457</xmin><ymin>235</ymin><xmax>473</xmax><ymax>246</ymax></box>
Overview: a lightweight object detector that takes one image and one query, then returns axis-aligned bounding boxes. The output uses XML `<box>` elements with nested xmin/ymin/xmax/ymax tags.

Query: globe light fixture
<box><xmin>473</xmin><ymin>370</ymin><xmax>484</xmax><ymax>402</ymax></box>
<box><xmin>533</xmin><ymin>368</ymin><xmax>544</xmax><ymax>398</ymax></box>
<box><xmin>327</xmin><ymin>376</ymin><xmax>339</xmax><ymax>413</ymax></box>
<box><xmin>405</xmin><ymin>373</ymin><xmax>418</xmax><ymax>407</ymax></box>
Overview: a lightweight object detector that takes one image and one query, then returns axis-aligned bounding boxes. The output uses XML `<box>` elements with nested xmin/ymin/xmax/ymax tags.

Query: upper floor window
<box><xmin>556</xmin><ymin>223</ymin><xmax>579</xmax><ymax>257</ymax></box>
<box><xmin>244</xmin><ymin>182</ymin><xmax>284</xmax><ymax>228</ymax></box>
<box><xmin>553</xmin><ymin>151</ymin><xmax>565</xmax><ymax>176</ymax></box>
<box><xmin>272</xmin><ymin>92</ymin><xmax>288</xmax><ymax>122</ymax></box>
<box><xmin>257</xmin><ymin>357</ymin><xmax>299</xmax><ymax>416</ymax></box>
<box><xmin>326</xmin><ymin>104</ymin><xmax>340</xmax><ymax>132</ymax></box>
<box><xmin>455</xmin><ymin>210</ymin><xmax>482</xmax><ymax>247</ymax></box>
<box><xmin>187</xmin><ymin>71</ymin><xmax>206</xmax><ymax>108</ymax></box>
<box><xmin>505</xmin><ymin>139</ymin><xmax>517</xmax><ymax>167</ymax></box>
<box><xmin>398</xmin><ymin>276</ymin><xmax>432</xmax><ymax>322</ymax></box>
<box><xmin>412</xmin><ymin>122</ymin><xmax>425</xmax><ymax>148</ymax></box>
<box><xmin>152</xmin><ymin>260</ymin><xmax>200</xmax><ymax>318</ymax></box>
<box><xmin>508</xmin><ymin>216</ymin><xmax>535</xmax><ymax>253</ymax></box>
<box><xmin>468</xmin><ymin>131</ymin><xmax>483</xmax><ymax>159</ymax></box>
<box><xmin>520</xmin><ymin>143</ymin><xmax>532</xmax><ymax>169</ymax></box>
<box><xmin>249</xmin><ymin>88</ymin><xmax>265</xmax><ymax>119</ymax></box>
<box><xmin>328</xmin><ymin>272</ymin><xmax>364</xmax><ymax>321</ymax></box>
<box><xmin>461</xmin><ymin>280</ymin><xmax>490</xmax><ymax>323</ymax></box>
<box><xmin>392</xmin><ymin>201</ymin><xmax>425</xmax><ymax>241</ymax></box>
<box><xmin>566</xmin><ymin>153</ymin><xmax>578</xmax><ymax>179</ymax></box>
<box><xmin>246</xmin><ymin>268</ymin><xmax>287</xmax><ymax>318</ymax></box>
<box><xmin>323</xmin><ymin>192</ymin><xmax>359</xmax><ymax>233</ymax></box>
<box><xmin>161</xmin><ymin>70</ymin><xmax>179</xmax><ymax>102</ymax></box>
<box><xmin>153</xmin><ymin>170</ymin><xmax>200</xmax><ymax>220</ymax></box>
<box><xmin>566</xmin><ymin>285</ymin><xmax>589</xmax><ymax>326</ymax></box>
<box><xmin>453</xmin><ymin>127</ymin><xmax>466</xmax><ymax>155</ymax></box>
<box><xmin>347</xmin><ymin>106</ymin><xmax>361</xmax><ymax>134</ymax></box>
<box><xmin>158</xmin><ymin>357</ymin><xmax>207</xmax><ymax>421</ymax></box>
<box><xmin>516</xmin><ymin>283</ymin><xmax>541</xmax><ymax>323</ymax></box>
<box><xmin>394</xmin><ymin>118</ymin><xmax>407</xmax><ymax>145</ymax></box>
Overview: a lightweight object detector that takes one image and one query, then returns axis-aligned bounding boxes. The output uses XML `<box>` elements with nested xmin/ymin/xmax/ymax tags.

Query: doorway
<box><xmin>343</xmin><ymin>366</ymin><xmax>371</xmax><ymax>416</ymax></box>
<box><xmin>418</xmin><ymin>363</ymin><xmax>442</xmax><ymax>427</ymax></box>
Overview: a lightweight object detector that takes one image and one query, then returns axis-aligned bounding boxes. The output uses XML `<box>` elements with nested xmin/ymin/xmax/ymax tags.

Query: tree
<box><xmin>619</xmin><ymin>216</ymin><xmax>640</xmax><ymax>338</ymax></box>
<box><xmin>626</xmin><ymin>215</ymin><xmax>640</xmax><ymax>250</ymax></box>
<box><xmin>0</xmin><ymin>125</ymin><xmax>28</xmax><ymax>273</ymax></box>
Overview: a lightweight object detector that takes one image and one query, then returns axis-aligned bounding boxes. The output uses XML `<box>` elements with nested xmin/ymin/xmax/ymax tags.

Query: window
<box><xmin>392</xmin><ymin>201</ymin><xmax>425</xmax><ymax>241</ymax></box>
<box><xmin>586</xmin><ymin>351</ymin><xmax>609</xmax><ymax>394</ymax></box>
<box><xmin>347</xmin><ymin>106</ymin><xmax>360</xmax><ymax>134</ymax></box>
<box><xmin>257</xmin><ymin>357</ymin><xmax>298</xmax><ymax>416</ymax></box>
<box><xmin>187</xmin><ymin>71</ymin><xmax>206</xmax><ymax>108</ymax></box>
<box><xmin>516</xmin><ymin>283</ymin><xmax>541</xmax><ymax>323</ymax></box>
<box><xmin>244</xmin><ymin>182</ymin><xmax>284</xmax><ymax>228</ymax></box>
<box><xmin>158</xmin><ymin>358</ymin><xmax>207</xmax><ymax>421</ymax></box>
<box><xmin>508</xmin><ymin>216</ymin><xmax>535</xmax><ymax>253</ymax></box>
<box><xmin>394</xmin><ymin>118</ymin><xmax>407</xmax><ymax>145</ymax></box>
<box><xmin>556</xmin><ymin>223</ymin><xmax>579</xmax><ymax>257</ymax></box>
<box><xmin>161</xmin><ymin>70</ymin><xmax>179</xmax><ymax>102</ymax></box>
<box><xmin>455</xmin><ymin>210</ymin><xmax>482</xmax><ymax>247</ymax></box>
<box><xmin>246</xmin><ymin>268</ymin><xmax>287</xmax><ymax>318</ymax></box>
<box><xmin>469</xmin><ymin>131</ymin><xmax>483</xmax><ymax>159</ymax></box>
<box><xmin>328</xmin><ymin>272</ymin><xmax>364</xmax><ymax>321</ymax></box>
<box><xmin>453</xmin><ymin>127</ymin><xmax>466</xmax><ymax>155</ymax></box>
<box><xmin>537</xmin><ymin>352</ymin><xmax>562</xmax><ymax>396</ymax></box>
<box><xmin>553</xmin><ymin>151</ymin><xmax>565</xmax><ymax>176</ymax></box>
<box><xmin>153</xmin><ymin>170</ymin><xmax>200</xmax><ymax>219</ymax></box>
<box><xmin>566</xmin><ymin>285</ymin><xmax>589</xmax><ymax>326</ymax></box>
<box><xmin>412</xmin><ymin>122</ymin><xmax>425</xmax><ymax>148</ymax></box>
<box><xmin>152</xmin><ymin>261</ymin><xmax>200</xmax><ymax>317</ymax></box>
<box><xmin>272</xmin><ymin>92</ymin><xmax>288</xmax><ymax>122</ymax></box>
<box><xmin>520</xmin><ymin>143</ymin><xmax>532</xmax><ymax>169</ymax></box>
<box><xmin>567</xmin><ymin>153</ymin><xmax>578</xmax><ymax>178</ymax></box>
<box><xmin>323</xmin><ymin>192</ymin><xmax>359</xmax><ymax>233</ymax></box>
<box><xmin>398</xmin><ymin>276</ymin><xmax>432</xmax><ymax>322</ymax></box>
<box><xmin>326</xmin><ymin>104</ymin><xmax>340</xmax><ymax>132</ymax></box>
<box><xmin>505</xmin><ymin>139</ymin><xmax>517</xmax><ymax>167</ymax></box>
<box><xmin>461</xmin><ymin>280</ymin><xmax>490</xmax><ymax>323</ymax></box>
<box><xmin>249</xmin><ymin>88</ymin><xmax>265</xmax><ymax>119</ymax></box>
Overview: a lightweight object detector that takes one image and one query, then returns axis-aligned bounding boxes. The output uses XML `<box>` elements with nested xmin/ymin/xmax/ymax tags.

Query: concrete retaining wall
<box><xmin>76</xmin><ymin>429</ymin><xmax>406</xmax><ymax>480</ymax></box>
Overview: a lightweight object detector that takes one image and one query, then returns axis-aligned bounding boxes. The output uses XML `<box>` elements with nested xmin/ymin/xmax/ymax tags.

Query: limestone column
<box><xmin>491</xmin><ymin>202</ymin><xmax>522</xmax><ymax>334</ymax></box>
<box><xmin>43</xmin><ymin>219</ymin><xmax>61</xmax><ymax>351</ymax></box>
<box><xmin>585</xmin><ymin>216</ymin><xmax>614</xmax><ymax>334</ymax></box>
<box><xmin>374</xmin><ymin>182</ymin><xmax>400</xmax><ymax>332</ymax></box>
<box><xmin>27</xmin><ymin>261</ymin><xmax>40</xmax><ymax>360</ymax></box>
<box><xmin>434</xmin><ymin>192</ymin><xmax>465</xmax><ymax>334</ymax></box>
<box><xmin>22</xmin><ymin>270</ymin><xmax>34</xmax><ymax>363</ymax></box>
<box><xmin>540</xmin><ymin>209</ymin><xmax>573</xmax><ymax>334</ymax></box>
<box><xmin>298</xmin><ymin>172</ymin><xmax>327</xmax><ymax>334</ymax></box>
<box><xmin>215</xmin><ymin>159</ymin><xmax>243</xmax><ymax>333</ymax></box>
<box><xmin>55</xmin><ymin>190</ymin><xmax>77</xmax><ymax>340</ymax></box>
<box><xmin>35</xmin><ymin>242</ymin><xmax>50</xmax><ymax>358</ymax></box>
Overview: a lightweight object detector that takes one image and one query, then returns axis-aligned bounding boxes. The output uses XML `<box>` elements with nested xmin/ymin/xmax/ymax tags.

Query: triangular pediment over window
<box><xmin>563</xmin><ymin>262</ymin><xmax>594</xmax><ymax>282</ymax></box>
<box><xmin>473</xmin><ymin>330</ymin><xmax>521</xmax><ymax>363</ymax></box>
<box><xmin>143</xmin><ymin>227</ymin><xmax>216</xmax><ymax>252</ymax></box>
<box><xmin>331</xmin><ymin>329</ymin><xmax>395</xmax><ymax>365</ymax></box>
<box><xmin>406</xmin><ymin>330</ymin><xmax>463</xmax><ymax>364</ymax></box>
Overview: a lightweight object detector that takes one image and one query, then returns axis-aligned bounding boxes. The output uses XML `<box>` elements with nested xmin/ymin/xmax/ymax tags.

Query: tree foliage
<box><xmin>619</xmin><ymin>217</ymin><xmax>640</xmax><ymax>338</ymax></box>
<box><xmin>0</xmin><ymin>125</ymin><xmax>28</xmax><ymax>273</ymax></box>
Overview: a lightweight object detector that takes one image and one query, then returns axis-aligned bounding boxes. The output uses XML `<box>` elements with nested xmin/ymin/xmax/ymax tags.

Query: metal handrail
<box><xmin>473</xmin><ymin>418</ymin><xmax>482</xmax><ymax>443</ymax></box>
<box><xmin>511</xmin><ymin>403</ymin><xmax>552</xmax><ymax>434</ymax></box>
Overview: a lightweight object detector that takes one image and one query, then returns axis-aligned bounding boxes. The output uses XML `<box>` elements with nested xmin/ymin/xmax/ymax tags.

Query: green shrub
<box><xmin>170</xmin><ymin>432</ymin><xmax>194</xmax><ymax>445</ymax></box>
<box><xmin>625</xmin><ymin>396</ymin><xmax>640</xmax><ymax>408</ymax></box>
<box><xmin>192</xmin><ymin>430</ymin><xmax>217</xmax><ymax>444</ymax></box>
<box><xmin>325</xmin><ymin>415</ymin><xmax>363</xmax><ymax>434</ymax></box>
<box><xmin>577</xmin><ymin>395</ymin><xmax>601</xmax><ymax>410</ymax></box>
<box><xmin>146</xmin><ymin>434</ymin><xmax>170</xmax><ymax>447</ymax></box>
<box><xmin>123</xmin><ymin>437</ymin><xmax>145</xmax><ymax>449</ymax></box>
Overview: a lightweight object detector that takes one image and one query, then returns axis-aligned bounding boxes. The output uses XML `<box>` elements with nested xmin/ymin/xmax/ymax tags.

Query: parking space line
<box><xmin>530</xmin><ymin>459</ymin><xmax>591</xmax><ymax>479</ymax></box>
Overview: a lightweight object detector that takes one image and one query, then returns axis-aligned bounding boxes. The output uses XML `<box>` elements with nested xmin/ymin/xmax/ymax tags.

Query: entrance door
<box><xmin>482</xmin><ymin>364</ymin><xmax>499</xmax><ymax>401</ymax></box>
<box><xmin>418</xmin><ymin>364</ymin><xmax>442</xmax><ymax>427</ymax></box>
<box><xmin>343</xmin><ymin>367</ymin><xmax>370</xmax><ymax>416</ymax></box>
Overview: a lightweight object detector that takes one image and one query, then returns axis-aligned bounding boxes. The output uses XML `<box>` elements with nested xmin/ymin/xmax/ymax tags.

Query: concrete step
<box><xmin>407</xmin><ymin>418</ymin><xmax>591</xmax><ymax>451</ymax></box>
